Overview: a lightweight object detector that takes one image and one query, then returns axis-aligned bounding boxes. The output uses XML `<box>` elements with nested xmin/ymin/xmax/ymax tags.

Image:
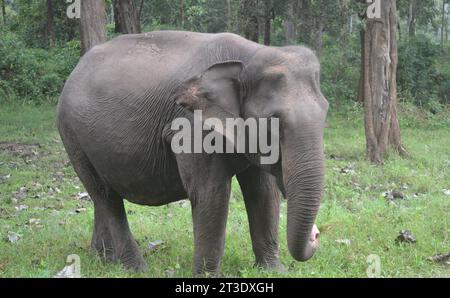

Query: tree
<box><xmin>261</xmin><ymin>0</ymin><xmax>275</xmax><ymax>45</ymax></box>
<box><xmin>46</xmin><ymin>0</ymin><xmax>56</xmax><ymax>47</ymax></box>
<box><xmin>241</xmin><ymin>0</ymin><xmax>260</xmax><ymax>42</ymax></box>
<box><xmin>398</xmin><ymin>0</ymin><xmax>439</xmax><ymax>40</ymax></box>
<box><xmin>80</xmin><ymin>0</ymin><xmax>107</xmax><ymax>55</ymax></box>
<box><xmin>361</xmin><ymin>0</ymin><xmax>407</xmax><ymax>164</ymax></box>
<box><xmin>283</xmin><ymin>0</ymin><xmax>297</xmax><ymax>44</ymax></box>
<box><xmin>1</xmin><ymin>0</ymin><xmax>5</xmax><ymax>26</ymax></box>
<box><xmin>408</xmin><ymin>0</ymin><xmax>417</xmax><ymax>38</ymax></box>
<box><xmin>442</xmin><ymin>0</ymin><xmax>448</xmax><ymax>49</ymax></box>
<box><xmin>113</xmin><ymin>0</ymin><xmax>141</xmax><ymax>34</ymax></box>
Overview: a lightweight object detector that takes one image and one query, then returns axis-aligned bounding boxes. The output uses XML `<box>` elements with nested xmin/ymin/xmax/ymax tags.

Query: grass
<box><xmin>0</xmin><ymin>101</ymin><xmax>449</xmax><ymax>278</ymax></box>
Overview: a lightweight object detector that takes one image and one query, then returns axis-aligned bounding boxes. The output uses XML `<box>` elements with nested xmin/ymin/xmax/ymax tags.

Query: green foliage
<box><xmin>0</xmin><ymin>0</ymin><xmax>448</xmax><ymax>110</ymax></box>
<box><xmin>7</xmin><ymin>0</ymin><xmax>78</xmax><ymax>49</ymax></box>
<box><xmin>0</xmin><ymin>30</ymin><xmax>80</xmax><ymax>103</ymax></box>
<box><xmin>397</xmin><ymin>35</ymin><xmax>450</xmax><ymax>108</ymax></box>
<box><xmin>320</xmin><ymin>35</ymin><xmax>361</xmax><ymax>109</ymax></box>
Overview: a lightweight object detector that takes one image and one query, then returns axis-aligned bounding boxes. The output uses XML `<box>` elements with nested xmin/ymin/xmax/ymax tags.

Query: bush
<box><xmin>0</xmin><ymin>30</ymin><xmax>80</xmax><ymax>103</ymax></box>
<box><xmin>397</xmin><ymin>35</ymin><xmax>450</xmax><ymax>108</ymax></box>
<box><xmin>320</xmin><ymin>35</ymin><xmax>361</xmax><ymax>110</ymax></box>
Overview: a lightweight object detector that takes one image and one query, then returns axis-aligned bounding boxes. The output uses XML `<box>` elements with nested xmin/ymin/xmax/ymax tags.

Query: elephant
<box><xmin>56</xmin><ymin>31</ymin><xmax>329</xmax><ymax>275</ymax></box>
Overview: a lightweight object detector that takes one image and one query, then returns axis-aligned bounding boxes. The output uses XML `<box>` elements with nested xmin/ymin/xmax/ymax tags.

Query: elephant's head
<box><xmin>176</xmin><ymin>46</ymin><xmax>329</xmax><ymax>262</ymax></box>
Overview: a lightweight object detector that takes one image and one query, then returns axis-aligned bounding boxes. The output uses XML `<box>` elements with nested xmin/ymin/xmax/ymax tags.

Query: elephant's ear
<box><xmin>175</xmin><ymin>61</ymin><xmax>243</xmax><ymax>120</ymax></box>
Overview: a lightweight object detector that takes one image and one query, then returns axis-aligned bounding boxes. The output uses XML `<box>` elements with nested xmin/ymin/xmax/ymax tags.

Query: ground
<box><xmin>0</xmin><ymin>102</ymin><xmax>449</xmax><ymax>278</ymax></box>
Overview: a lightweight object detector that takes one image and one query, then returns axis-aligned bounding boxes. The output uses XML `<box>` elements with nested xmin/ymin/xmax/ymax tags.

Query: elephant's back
<box><xmin>57</xmin><ymin>31</ymin><xmax>260</xmax><ymax>204</ymax></box>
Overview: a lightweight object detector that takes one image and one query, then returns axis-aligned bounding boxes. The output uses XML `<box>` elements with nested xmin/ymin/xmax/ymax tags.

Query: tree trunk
<box><xmin>138</xmin><ymin>0</ymin><xmax>144</xmax><ymax>23</ymax></box>
<box><xmin>357</xmin><ymin>28</ymin><xmax>365</xmax><ymax>103</ymax></box>
<box><xmin>227</xmin><ymin>0</ymin><xmax>232</xmax><ymax>31</ymax></box>
<box><xmin>297</xmin><ymin>0</ymin><xmax>312</xmax><ymax>44</ymax></box>
<box><xmin>46</xmin><ymin>0</ymin><xmax>56</xmax><ymax>47</ymax></box>
<box><xmin>362</xmin><ymin>0</ymin><xmax>407</xmax><ymax>164</ymax></box>
<box><xmin>264</xmin><ymin>16</ymin><xmax>271</xmax><ymax>45</ymax></box>
<box><xmin>442</xmin><ymin>0</ymin><xmax>447</xmax><ymax>49</ymax></box>
<box><xmin>80</xmin><ymin>0</ymin><xmax>107</xmax><ymax>56</ymax></box>
<box><xmin>1</xmin><ymin>0</ymin><xmax>5</xmax><ymax>26</ymax></box>
<box><xmin>408</xmin><ymin>0</ymin><xmax>417</xmax><ymax>39</ymax></box>
<box><xmin>114</xmin><ymin>0</ymin><xmax>141</xmax><ymax>34</ymax></box>
<box><xmin>284</xmin><ymin>0</ymin><xmax>297</xmax><ymax>44</ymax></box>
<box><xmin>180</xmin><ymin>0</ymin><xmax>185</xmax><ymax>29</ymax></box>
<box><xmin>113</xmin><ymin>1</ymin><xmax>122</xmax><ymax>33</ymax></box>
<box><xmin>314</xmin><ymin>22</ymin><xmax>324</xmax><ymax>57</ymax></box>
<box><xmin>243</xmin><ymin>0</ymin><xmax>259</xmax><ymax>43</ymax></box>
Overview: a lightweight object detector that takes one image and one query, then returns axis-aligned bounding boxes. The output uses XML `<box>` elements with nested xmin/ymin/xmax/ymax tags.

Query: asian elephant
<box><xmin>57</xmin><ymin>31</ymin><xmax>328</xmax><ymax>275</ymax></box>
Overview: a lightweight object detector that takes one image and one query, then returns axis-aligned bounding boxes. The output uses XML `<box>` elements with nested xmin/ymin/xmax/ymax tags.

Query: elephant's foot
<box><xmin>255</xmin><ymin>259</ymin><xmax>286</xmax><ymax>273</ymax></box>
<box><xmin>92</xmin><ymin>231</ymin><xmax>147</xmax><ymax>272</ymax></box>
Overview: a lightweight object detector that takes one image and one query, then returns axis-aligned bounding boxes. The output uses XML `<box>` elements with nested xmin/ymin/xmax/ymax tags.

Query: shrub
<box><xmin>397</xmin><ymin>35</ymin><xmax>449</xmax><ymax>108</ymax></box>
<box><xmin>320</xmin><ymin>35</ymin><xmax>361</xmax><ymax>110</ymax></box>
<box><xmin>0</xmin><ymin>30</ymin><xmax>80</xmax><ymax>103</ymax></box>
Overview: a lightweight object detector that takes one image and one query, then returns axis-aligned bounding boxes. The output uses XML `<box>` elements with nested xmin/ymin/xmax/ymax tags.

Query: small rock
<box><xmin>31</xmin><ymin>182</ymin><xmax>43</xmax><ymax>190</ymax></box>
<box><xmin>443</xmin><ymin>189</ymin><xmax>450</xmax><ymax>196</ymax></box>
<box><xmin>395</xmin><ymin>230</ymin><xmax>416</xmax><ymax>244</ymax></box>
<box><xmin>7</xmin><ymin>231</ymin><xmax>21</xmax><ymax>243</ymax></box>
<box><xmin>14</xmin><ymin>186</ymin><xmax>28</xmax><ymax>201</ymax></box>
<box><xmin>329</xmin><ymin>154</ymin><xmax>343</xmax><ymax>161</ymax></box>
<box><xmin>165</xmin><ymin>268</ymin><xmax>175</xmax><ymax>278</ymax></box>
<box><xmin>0</xmin><ymin>174</ymin><xmax>11</xmax><ymax>184</ymax></box>
<box><xmin>384</xmin><ymin>190</ymin><xmax>405</xmax><ymax>202</ymax></box>
<box><xmin>147</xmin><ymin>240</ymin><xmax>164</xmax><ymax>252</ymax></box>
<box><xmin>179</xmin><ymin>200</ymin><xmax>190</xmax><ymax>208</ymax></box>
<box><xmin>47</xmin><ymin>187</ymin><xmax>61</xmax><ymax>195</ymax></box>
<box><xmin>335</xmin><ymin>239</ymin><xmax>352</xmax><ymax>245</ymax></box>
<box><xmin>15</xmin><ymin>205</ymin><xmax>28</xmax><ymax>212</ymax></box>
<box><xmin>27</xmin><ymin>218</ymin><xmax>41</xmax><ymax>225</ymax></box>
<box><xmin>340</xmin><ymin>166</ymin><xmax>355</xmax><ymax>175</ymax></box>
<box><xmin>75</xmin><ymin>192</ymin><xmax>90</xmax><ymax>201</ymax></box>
<box><xmin>26</xmin><ymin>218</ymin><xmax>43</xmax><ymax>229</ymax></box>
<box><xmin>75</xmin><ymin>208</ymin><xmax>87</xmax><ymax>214</ymax></box>
<box><xmin>391</xmin><ymin>190</ymin><xmax>405</xmax><ymax>200</ymax></box>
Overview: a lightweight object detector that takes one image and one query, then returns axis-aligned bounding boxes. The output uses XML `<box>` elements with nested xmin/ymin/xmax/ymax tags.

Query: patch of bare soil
<box><xmin>0</xmin><ymin>142</ymin><xmax>40</xmax><ymax>158</ymax></box>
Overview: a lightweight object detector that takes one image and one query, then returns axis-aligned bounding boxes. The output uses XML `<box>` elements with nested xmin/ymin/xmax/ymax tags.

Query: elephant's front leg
<box><xmin>237</xmin><ymin>166</ymin><xmax>284</xmax><ymax>272</ymax></box>
<box><xmin>172</xmin><ymin>150</ymin><xmax>233</xmax><ymax>276</ymax></box>
<box><xmin>191</xmin><ymin>180</ymin><xmax>231</xmax><ymax>276</ymax></box>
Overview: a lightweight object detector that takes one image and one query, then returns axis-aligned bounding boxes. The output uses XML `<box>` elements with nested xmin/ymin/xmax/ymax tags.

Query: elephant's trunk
<box><xmin>281</xmin><ymin>125</ymin><xmax>325</xmax><ymax>261</ymax></box>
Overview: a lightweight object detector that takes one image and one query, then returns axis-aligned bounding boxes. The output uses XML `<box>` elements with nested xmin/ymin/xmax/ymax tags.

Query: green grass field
<box><xmin>0</xmin><ymin>102</ymin><xmax>449</xmax><ymax>278</ymax></box>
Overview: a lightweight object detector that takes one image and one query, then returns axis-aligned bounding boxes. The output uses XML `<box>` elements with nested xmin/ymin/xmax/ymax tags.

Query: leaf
<box><xmin>395</xmin><ymin>230</ymin><xmax>416</xmax><ymax>244</ymax></box>
<box><xmin>7</xmin><ymin>231</ymin><xmax>21</xmax><ymax>243</ymax></box>
<box><xmin>147</xmin><ymin>240</ymin><xmax>164</xmax><ymax>252</ymax></box>
<box><xmin>428</xmin><ymin>252</ymin><xmax>450</xmax><ymax>266</ymax></box>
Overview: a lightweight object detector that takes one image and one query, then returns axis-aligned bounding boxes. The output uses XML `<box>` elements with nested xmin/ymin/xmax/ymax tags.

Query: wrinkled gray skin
<box><xmin>57</xmin><ymin>31</ymin><xmax>328</xmax><ymax>275</ymax></box>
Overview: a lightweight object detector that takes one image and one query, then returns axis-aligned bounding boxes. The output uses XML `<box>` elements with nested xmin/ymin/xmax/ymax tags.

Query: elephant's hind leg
<box><xmin>59</xmin><ymin>124</ymin><xmax>146</xmax><ymax>272</ymax></box>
